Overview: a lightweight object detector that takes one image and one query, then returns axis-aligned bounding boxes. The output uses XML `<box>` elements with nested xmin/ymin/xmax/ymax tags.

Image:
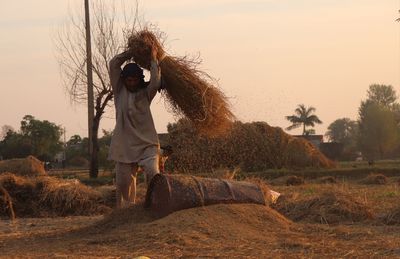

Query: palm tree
<box><xmin>285</xmin><ymin>104</ymin><xmax>322</xmax><ymax>135</ymax></box>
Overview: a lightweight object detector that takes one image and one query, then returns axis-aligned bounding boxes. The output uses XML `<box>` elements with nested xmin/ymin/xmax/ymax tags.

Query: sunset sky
<box><xmin>0</xmin><ymin>0</ymin><xmax>399</xmax><ymax>139</ymax></box>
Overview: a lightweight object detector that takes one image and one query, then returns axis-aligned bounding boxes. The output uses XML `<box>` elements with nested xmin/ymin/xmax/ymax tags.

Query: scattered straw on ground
<box><xmin>360</xmin><ymin>173</ymin><xmax>388</xmax><ymax>185</ymax></box>
<box><xmin>273</xmin><ymin>190</ymin><xmax>374</xmax><ymax>224</ymax></box>
<box><xmin>315</xmin><ymin>176</ymin><xmax>337</xmax><ymax>184</ymax></box>
<box><xmin>383</xmin><ymin>206</ymin><xmax>400</xmax><ymax>225</ymax></box>
<box><xmin>286</xmin><ymin>176</ymin><xmax>305</xmax><ymax>186</ymax></box>
<box><xmin>2</xmin><ymin>183</ymin><xmax>400</xmax><ymax>257</ymax></box>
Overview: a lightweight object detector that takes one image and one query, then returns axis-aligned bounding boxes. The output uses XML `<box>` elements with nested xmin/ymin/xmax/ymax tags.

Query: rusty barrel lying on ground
<box><xmin>144</xmin><ymin>174</ymin><xmax>266</xmax><ymax>217</ymax></box>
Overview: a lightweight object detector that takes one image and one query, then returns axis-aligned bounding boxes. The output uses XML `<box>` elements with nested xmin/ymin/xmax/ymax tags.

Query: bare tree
<box><xmin>54</xmin><ymin>1</ymin><xmax>139</xmax><ymax>177</ymax></box>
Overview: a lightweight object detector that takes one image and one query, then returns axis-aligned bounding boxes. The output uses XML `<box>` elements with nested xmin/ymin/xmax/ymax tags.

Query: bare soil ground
<box><xmin>1</xmin><ymin>175</ymin><xmax>400</xmax><ymax>258</ymax></box>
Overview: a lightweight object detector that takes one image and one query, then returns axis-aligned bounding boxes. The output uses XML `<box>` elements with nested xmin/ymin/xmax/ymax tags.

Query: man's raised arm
<box><xmin>109</xmin><ymin>50</ymin><xmax>132</xmax><ymax>94</ymax></box>
<box><xmin>146</xmin><ymin>49</ymin><xmax>162</xmax><ymax>101</ymax></box>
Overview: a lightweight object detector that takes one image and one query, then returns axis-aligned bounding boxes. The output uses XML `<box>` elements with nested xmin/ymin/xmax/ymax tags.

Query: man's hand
<box><xmin>151</xmin><ymin>47</ymin><xmax>158</xmax><ymax>62</ymax></box>
<box><xmin>121</xmin><ymin>50</ymin><xmax>133</xmax><ymax>60</ymax></box>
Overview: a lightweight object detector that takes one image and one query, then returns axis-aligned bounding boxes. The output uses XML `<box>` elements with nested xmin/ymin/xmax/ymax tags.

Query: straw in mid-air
<box><xmin>127</xmin><ymin>29</ymin><xmax>235</xmax><ymax>137</ymax></box>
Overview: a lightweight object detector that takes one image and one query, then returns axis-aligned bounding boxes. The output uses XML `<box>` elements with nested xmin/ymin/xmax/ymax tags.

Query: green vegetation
<box><xmin>325</xmin><ymin>84</ymin><xmax>400</xmax><ymax>161</ymax></box>
<box><xmin>235</xmin><ymin>159</ymin><xmax>400</xmax><ymax>180</ymax></box>
<box><xmin>0</xmin><ymin>115</ymin><xmax>63</xmax><ymax>161</ymax></box>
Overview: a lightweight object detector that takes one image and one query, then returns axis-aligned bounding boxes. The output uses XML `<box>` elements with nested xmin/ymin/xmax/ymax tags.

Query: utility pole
<box><xmin>84</xmin><ymin>0</ymin><xmax>95</xmax><ymax>176</ymax></box>
<box><xmin>63</xmin><ymin>127</ymin><xmax>66</xmax><ymax>168</ymax></box>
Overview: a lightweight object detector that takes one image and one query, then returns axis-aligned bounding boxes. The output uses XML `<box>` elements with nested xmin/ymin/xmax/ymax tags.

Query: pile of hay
<box><xmin>360</xmin><ymin>173</ymin><xmax>388</xmax><ymax>185</ymax></box>
<box><xmin>166</xmin><ymin>120</ymin><xmax>335</xmax><ymax>172</ymax></box>
<box><xmin>0</xmin><ymin>156</ymin><xmax>46</xmax><ymax>176</ymax></box>
<box><xmin>127</xmin><ymin>30</ymin><xmax>235</xmax><ymax>136</ymax></box>
<box><xmin>273</xmin><ymin>190</ymin><xmax>374</xmax><ymax>224</ymax></box>
<box><xmin>0</xmin><ymin>173</ymin><xmax>110</xmax><ymax>218</ymax></box>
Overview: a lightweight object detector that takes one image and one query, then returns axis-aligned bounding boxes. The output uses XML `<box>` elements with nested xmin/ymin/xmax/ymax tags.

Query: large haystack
<box><xmin>0</xmin><ymin>156</ymin><xmax>46</xmax><ymax>176</ymax></box>
<box><xmin>273</xmin><ymin>190</ymin><xmax>374</xmax><ymax>224</ymax></box>
<box><xmin>167</xmin><ymin>120</ymin><xmax>335</xmax><ymax>172</ymax></box>
<box><xmin>0</xmin><ymin>173</ymin><xmax>110</xmax><ymax>218</ymax></box>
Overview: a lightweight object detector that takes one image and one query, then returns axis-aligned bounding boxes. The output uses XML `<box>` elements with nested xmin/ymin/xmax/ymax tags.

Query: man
<box><xmin>108</xmin><ymin>49</ymin><xmax>162</xmax><ymax>208</ymax></box>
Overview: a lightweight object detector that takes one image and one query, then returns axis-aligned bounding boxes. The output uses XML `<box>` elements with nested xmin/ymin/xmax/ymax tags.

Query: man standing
<box><xmin>108</xmin><ymin>49</ymin><xmax>162</xmax><ymax>208</ymax></box>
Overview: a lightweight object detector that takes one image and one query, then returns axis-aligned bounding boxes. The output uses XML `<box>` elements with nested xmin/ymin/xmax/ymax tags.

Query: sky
<box><xmin>0</xmin><ymin>0</ymin><xmax>399</xmax><ymax>140</ymax></box>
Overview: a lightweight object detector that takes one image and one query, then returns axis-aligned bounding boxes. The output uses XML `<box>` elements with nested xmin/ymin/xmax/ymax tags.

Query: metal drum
<box><xmin>144</xmin><ymin>174</ymin><xmax>266</xmax><ymax>217</ymax></box>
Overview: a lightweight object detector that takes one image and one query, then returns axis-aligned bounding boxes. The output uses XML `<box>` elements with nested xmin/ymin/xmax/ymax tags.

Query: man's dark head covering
<box><xmin>121</xmin><ymin>63</ymin><xmax>145</xmax><ymax>79</ymax></box>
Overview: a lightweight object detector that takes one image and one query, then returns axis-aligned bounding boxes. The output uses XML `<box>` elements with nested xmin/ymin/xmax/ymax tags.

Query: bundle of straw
<box><xmin>127</xmin><ymin>30</ymin><xmax>235</xmax><ymax>136</ymax></box>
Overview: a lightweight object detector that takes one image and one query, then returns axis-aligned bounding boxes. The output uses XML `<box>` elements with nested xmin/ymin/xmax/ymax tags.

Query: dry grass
<box><xmin>0</xmin><ymin>156</ymin><xmax>46</xmax><ymax>176</ymax></box>
<box><xmin>286</xmin><ymin>175</ymin><xmax>305</xmax><ymax>186</ymax></box>
<box><xmin>273</xmin><ymin>189</ymin><xmax>375</xmax><ymax>224</ymax></box>
<box><xmin>0</xmin><ymin>184</ymin><xmax>15</xmax><ymax>220</ymax></box>
<box><xmin>316</xmin><ymin>176</ymin><xmax>337</xmax><ymax>184</ymax></box>
<box><xmin>384</xmin><ymin>206</ymin><xmax>400</xmax><ymax>225</ymax></box>
<box><xmin>360</xmin><ymin>173</ymin><xmax>388</xmax><ymax>185</ymax></box>
<box><xmin>2</xmin><ymin>177</ymin><xmax>400</xmax><ymax>257</ymax></box>
<box><xmin>0</xmin><ymin>173</ymin><xmax>110</xmax><ymax>218</ymax></box>
<box><xmin>127</xmin><ymin>29</ymin><xmax>235</xmax><ymax>136</ymax></box>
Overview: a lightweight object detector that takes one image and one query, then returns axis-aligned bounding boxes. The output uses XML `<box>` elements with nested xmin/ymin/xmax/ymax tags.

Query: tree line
<box><xmin>0</xmin><ymin>115</ymin><xmax>113</xmax><ymax>169</ymax></box>
<box><xmin>285</xmin><ymin>84</ymin><xmax>400</xmax><ymax>161</ymax></box>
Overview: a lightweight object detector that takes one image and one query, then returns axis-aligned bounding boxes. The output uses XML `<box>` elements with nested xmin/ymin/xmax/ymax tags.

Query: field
<box><xmin>1</xmin><ymin>161</ymin><xmax>400</xmax><ymax>258</ymax></box>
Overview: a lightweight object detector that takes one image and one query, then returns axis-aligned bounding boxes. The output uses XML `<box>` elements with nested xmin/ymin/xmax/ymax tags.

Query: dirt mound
<box><xmin>99</xmin><ymin>203</ymin><xmax>292</xmax><ymax>232</ymax></box>
<box><xmin>360</xmin><ymin>174</ymin><xmax>388</xmax><ymax>185</ymax></box>
<box><xmin>90</xmin><ymin>203</ymin><xmax>292</xmax><ymax>257</ymax></box>
<box><xmin>0</xmin><ymin>156</ymin><xmax>46</xmax><ymax>176</ymax></box>
<box><xmin>0</xmin><ymin>173</ymin><xmax>110</xmax><ymax>218</ymax></box>
<box><xmin>273</xmin><ymin>190</ymin><xmax>374</xmax><ymax>224</ymax></box>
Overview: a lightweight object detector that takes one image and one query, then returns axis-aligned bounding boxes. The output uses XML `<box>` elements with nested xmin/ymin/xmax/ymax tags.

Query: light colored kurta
<box><xmin>108</xmin><ymin>52</ymin><xmax>161</xmax><ymax>163</ymax></box>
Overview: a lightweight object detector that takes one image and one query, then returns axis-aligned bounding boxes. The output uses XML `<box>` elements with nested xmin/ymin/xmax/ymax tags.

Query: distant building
<box><xmin>54</xmin><ymin>151</ymin><xmax>65</xmax><ymax>163</ymax></box>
